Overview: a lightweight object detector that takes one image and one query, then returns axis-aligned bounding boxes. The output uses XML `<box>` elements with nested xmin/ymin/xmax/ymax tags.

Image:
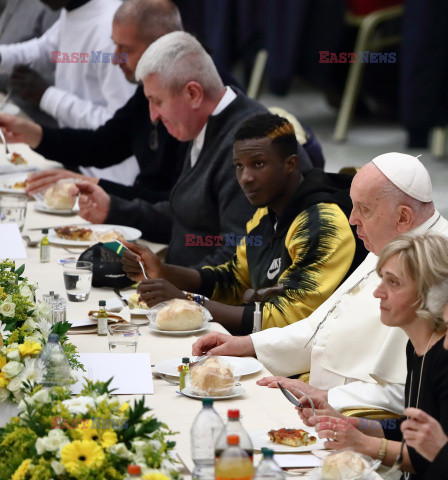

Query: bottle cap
<box><xmin>99</xmin><ymin>300</ymin><xmax>106</xmax><ymax>307</ymax></box>
<box><xmin>227</xmin><ymin>434</ymin><xmax>240</xmax><ymax>445</ymax></box>
<box><xmin>42</xmin><ymin>228</ymin><xmax>49</xmax><ymax>234</ymax></box>
<box><xmin>127</xmin><ymin>465</ymin><xmax>141</xmax><ymax>475</ymax></box>
<box><xmin>182</xmin><ymin>357</ymin><xmax>190</xmax><ymax>363</ymax></box>
<box><xmin>227</xmin><ymin>409</ymin><xmax>240</xmax><ymax>419</ymax></box>
<box><xmin>261</xmin><ymin>448</ymin><xmax>274</xmax><ymax>458</ymax></box>
<box><xmin>50</xmin><ymin>291</ymin><xmax>54</xmax><ymax>296</ymax></box>
<box><xmin>202</xmin><ymin>398</ymin><xmax>214</xmax><ymax>406</ymax></box>
<box><xmin>48</xmin><ymin>334</ymin><xmax>59</xmax><ymax>342</ymax></box>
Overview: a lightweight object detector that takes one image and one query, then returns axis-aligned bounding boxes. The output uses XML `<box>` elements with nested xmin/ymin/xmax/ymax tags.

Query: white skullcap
<box><xmin>371</xmin><ymin>152</ymin><xmax>433</xmax><ymax>202</ymax></box>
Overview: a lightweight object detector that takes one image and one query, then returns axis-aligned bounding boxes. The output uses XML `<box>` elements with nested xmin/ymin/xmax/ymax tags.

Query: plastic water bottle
<box><xmin>253</xmin><ymin>448</ymin><xmax>285</xmax><ymax>480</ymax></box>
<box><xmin>191</xmin><ymin>398</ymin><xmax>224</xmax><ymax>480</ymax></box>
<box><xmin>215</xmin><ymin>409</ymin><xmax>253</xmax><ymax>461</ymax></box>
<box><xmin>37</xmin><ymin>334</ymin><xmax>71</xmax><ymax>387</ymax></box>
<box><xmin>215</xmin><ymin>434</ymin><xmax>254</xmax><ymax>480</ymax></box>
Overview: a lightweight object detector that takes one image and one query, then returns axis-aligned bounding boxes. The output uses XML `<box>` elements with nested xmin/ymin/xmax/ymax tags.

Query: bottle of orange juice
<box><xmin>215</xmin><ymin>434</ymin><xmax>254</xmax><ymax>480</ymax></box>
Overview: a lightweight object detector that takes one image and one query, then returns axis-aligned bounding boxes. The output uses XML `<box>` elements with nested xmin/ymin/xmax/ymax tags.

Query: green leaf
<box><xmin>50</xmin><ymin>321</ymin><xmax>72</xmax><ymax>336</ymax></box>
<box><xmin>15</xmin><ymin>264</ymin><xmax>25</xmax><ymax>277</ymax></box>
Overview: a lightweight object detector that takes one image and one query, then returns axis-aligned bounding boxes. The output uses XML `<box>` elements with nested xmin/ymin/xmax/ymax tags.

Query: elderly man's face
<box><xmin>112</xmin><ymin>22</ymin><xmax>149</xmax><ymax>83</ymax></box>
<box><xmin>143</xmin><ymin>74</ymin><xmax>200</xmax><ymax>141</ymax></box>
<box><xmin>349</xmin><ymin>165</ymin><xmax>401</xmax><ymax>255</ymax></box>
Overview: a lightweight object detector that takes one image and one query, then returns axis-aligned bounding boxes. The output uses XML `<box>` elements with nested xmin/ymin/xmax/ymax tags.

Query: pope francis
<box><xmin>193</xmin><ymin>152</ymin><xmax>448</xmax><ymax>414</ymax></box>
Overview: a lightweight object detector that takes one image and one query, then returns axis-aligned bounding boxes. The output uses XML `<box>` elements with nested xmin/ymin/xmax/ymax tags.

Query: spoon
<box><xmin>22</xmin><ymin>235</ymin><xmax>39</xmax><ymax>247</ymax></box>
<box><xmin>0</xmin><ymin>126</ymin><xmax>12</xmax><ymax>162</ymax></box>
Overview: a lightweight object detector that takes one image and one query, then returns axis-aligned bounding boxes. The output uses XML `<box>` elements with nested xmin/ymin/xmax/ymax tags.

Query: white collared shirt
<box><xmin>190</xmin><ymin>86</ymin><xmax>237</xmax><ymax>167</ymax></box>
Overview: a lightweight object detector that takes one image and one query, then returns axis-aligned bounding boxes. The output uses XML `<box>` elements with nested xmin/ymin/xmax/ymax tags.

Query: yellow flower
<box><xmin>119</xmin><ymin>402</ymin><xmax>129</xmax><ymax>414</ymax></box>
<box><xmin>18</xmin><ymin>340</ymin><xmax>42</xmax><ymax>357</ymax></box>
<box><xmin>0</xmin><ymin>356</ymin><xmax>6</xmax><ymax>369</ymax></box>
<box><xmin>0</xmin><ymin>373</ymin><xmax>9</xmax><ymax>387</ymax></box>
<box><xmin>12</xmin><ymin>459</ymin><xmax>32</xmax><ymax>480</ymax></box>
<box><xmin>80</xmin><ymin>427</ymin><xmax>118</xmax><ymax>448</ymax></box>
<box><xmin>142</xmin><ymin>473</ymin><xmax>171</xmax><ymax>480</ymax></box>
<box><xmin>61</xmin><ymin>440</ymin><xmax>105</xmax><ymax>474</ymax></box>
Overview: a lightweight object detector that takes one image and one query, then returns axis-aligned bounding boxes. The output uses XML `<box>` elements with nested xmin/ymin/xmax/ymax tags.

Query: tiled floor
<box><xmin>259</xmin><ymin>81</ymin><xmax>448</xmax><ymax>217</ymax></box>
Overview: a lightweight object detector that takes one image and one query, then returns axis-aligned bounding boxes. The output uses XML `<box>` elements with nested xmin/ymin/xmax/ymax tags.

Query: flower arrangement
<box><xmin>0</xmin><ymin>379</ymin><xmax>181</xmax><ymax>480</ymax></box>
<box><xmin>0</xmin><ymin>260</ymin><xmax>83</xmax><ymax>404</ymax></box>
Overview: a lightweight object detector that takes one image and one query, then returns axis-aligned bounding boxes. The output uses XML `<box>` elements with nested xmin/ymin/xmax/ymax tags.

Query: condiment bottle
<box><xmin>40</xmin><ymin>228</ymin><xmax>50</xmax><ymax>263</ymax></box>
<box><xmin>179</xmin><ymin>357</ymin><xmax>190</xmax><ymax>390</ymax></box>
<box><xmin>215</xmin><ymin>434</ymin><xmax>254</xmax><ymax>480</ymax></box>
<box><xmin>97</xmin><ymin>300</ymin><xmax>108</xmax><ymax>336</ymax></box>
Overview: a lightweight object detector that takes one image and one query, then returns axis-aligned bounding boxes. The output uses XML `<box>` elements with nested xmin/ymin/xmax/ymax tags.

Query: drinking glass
<box><xmin>0</xmin><ymin>194</ymin><xmax>28</xmax><ymax>231</ymax></box>
<box><xmin>107</xmin><ymin>324</ymin><xmax>139</xmax><ymax>353</ymax></box>
<box><xmin>62</xmin><ymin>261</ymin><xmax>93</xmax><ymax>302</ymax></box>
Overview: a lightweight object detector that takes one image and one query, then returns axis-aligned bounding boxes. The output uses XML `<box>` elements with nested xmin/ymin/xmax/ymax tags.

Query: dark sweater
<box><xmin>107</xmin><ymin>89</ymin><xmax>266</xmax><ymax>268</ymax></box>
<box><xmin>385</xmin><ymin>338</ymin><xmax>448</xmax><ymax>480</ymax></box>
<box><xmin>425</xmin><ymin>442</ymin><xmax>448</xmax><ymax>480</ymax></box>
<box><xmin>37</xmin><ymin>86</ymin><xmax>188</xmax><ymax>203</ymax></box>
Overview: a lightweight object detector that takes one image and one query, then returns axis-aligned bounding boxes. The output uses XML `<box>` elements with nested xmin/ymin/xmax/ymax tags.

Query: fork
<box><xmin>72</xmin><ymin>193</ymin><xmax>81</xmax><ymax>214</ymax></box>
<box><xmin>0</xmin><ymin>89</ymin><xmax>12</xmax><ymax>111</ymax></box>
<box><xmin>384</xmin><ymin>438</ymin><xmax>405</xmax><ymax>478</ymax></box>
<box><xmin>0</xmin><ymin>126</ymin><xmax>12</xmax><ymax>162</ymax></box>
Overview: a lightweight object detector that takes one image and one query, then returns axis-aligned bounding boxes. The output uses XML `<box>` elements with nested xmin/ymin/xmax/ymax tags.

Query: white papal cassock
<box><xmin>251</xmin><ymin>211</ymin><xmax>448</xmax><ymax>414</ymax></box>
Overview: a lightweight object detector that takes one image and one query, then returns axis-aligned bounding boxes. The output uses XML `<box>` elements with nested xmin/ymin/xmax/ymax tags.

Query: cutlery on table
<box><xmin>22</xmin><ymin>235</ymin><xmax>39</xmax><ymax>247</ymax></box>
<box><xmin>153</xmin><ymin>372</ymin><xmax>179</xmax><ymax>385</ymax></box>
<box><xmin>113</xmin><ymin>288</ymin><xmax>133</xmax><ymax>309</ymax></box>
<box><xmin>0</xmin><ymin>125</ymin><xmax>12</xmax><ymax>162</ymax></box>
<box><xmin>72</xmin><ymin>193</ymin><xmax>81</xmax><ymax>214</ymax></box>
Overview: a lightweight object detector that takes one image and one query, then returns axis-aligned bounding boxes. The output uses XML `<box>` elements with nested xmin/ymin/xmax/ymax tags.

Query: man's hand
<box><xmin>192</xmin><ymin>332</ymin><xmax>256</xmax><ymax>357</ymax></box>
<box><xmin>11</xmin><ymin>65</ymin><xmax>49</xmax><ymax>105</ymax></box>
<box><xmin>295</xmin><ymin>395</ymin><xmax>344</xmax><ymax>427</ymax></box>
<box><xmin>137</xmin><ymin>278</ymin><xmax>186</xmax><ymax>307</ymax></box>
<box><xmin>75</xmin><ymin>181</ymin><xmax>110</xmax><ymax>223</ymax></box>
<box><xmin>26</xmin><ymin>169</ymin><xmax>98</xmax><ymax>195</ymax></box>
<box><xmin>256</xmin><ymin>376</ymin><xmax>328</xmax><ymax>402</ymax></box>
<box><xmin>0</xmin><ymin>113</ymin><xmax>42</xmax><ymax>148</ymax></box>
<box><xmin>122</xmin><ymin>242</ymin><xmax>163</xmax><ymax>281</ymax></box>
<box><xmin>402</xmin><ymin>408</ymin><xmax>448</xmax><ymax>461</ymax></box>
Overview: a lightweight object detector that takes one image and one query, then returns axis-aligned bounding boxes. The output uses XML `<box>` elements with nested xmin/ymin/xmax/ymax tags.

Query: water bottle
<box><xmin>215</xmin><ymin>410</ymin><xmax>253</xmax><ymax>461</ymax></box>
<box><xmin>215</xmin><ymin>434</ymin><xmax>254</xmax><ymax>480</ymax></box>
<box><xmin>37</xmin><ymin>334</ymin><xmax>71</xmax><ymax>387</ymax></box>
<box><xmin>253</xmin><ymin>448</ymin><xmax>285</xmax><ymax>480</ymax></box>
<box><xmin>191</xmin><ymin>398</ymin><xmax>224</xmax><ymax>480</ymax></box>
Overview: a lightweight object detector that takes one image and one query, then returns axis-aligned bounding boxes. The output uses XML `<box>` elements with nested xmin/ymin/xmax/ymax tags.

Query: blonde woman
<box><xmin>296</xmin><ymin>234</ymin><xmax>448</xmax><ymax>480</ymax></box>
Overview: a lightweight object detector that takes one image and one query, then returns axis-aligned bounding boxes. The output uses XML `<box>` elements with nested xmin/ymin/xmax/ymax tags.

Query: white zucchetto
<box><xmin>372</xmin><ymin>152</ymin><xmax>433</xmax><ymax>202</ymax></box>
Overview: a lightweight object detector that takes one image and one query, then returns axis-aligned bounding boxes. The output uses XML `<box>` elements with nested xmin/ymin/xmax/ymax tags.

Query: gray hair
<box><xmin>377</xmin><ymin>233</ymin><xmax>448</xmax><ymax>332</ymax></box>
<box><xmin>135</xmin><ymin>31</ymin><xmax>224</xmax><ymax>95</ymax></box>
<box><xmin>114</xmin><ymin>0</ymin><xmax>183</xmax><ymax>43</ymax></box>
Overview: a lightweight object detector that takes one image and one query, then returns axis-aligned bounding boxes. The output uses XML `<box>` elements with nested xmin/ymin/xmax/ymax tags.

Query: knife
<box><xmin>113</xmin><ymin>288</ymin><xmax>132</xmax><ymax>309</ymax></box>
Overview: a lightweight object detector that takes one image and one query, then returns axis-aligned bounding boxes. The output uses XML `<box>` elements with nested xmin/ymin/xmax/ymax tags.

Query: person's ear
<box><xmin>285</xmin><ymin>154</ymin><xmax>298</xmax><ymax>174</ymax></box>
<box><xmin>184</xmin><ymin>81</ymin><xmax>203</xmax><ymax>109</ymax></box>
<box><xmin>396</xmin><ymin>205</ymin><xmax>414</xmax><ymax>233</ymax></box>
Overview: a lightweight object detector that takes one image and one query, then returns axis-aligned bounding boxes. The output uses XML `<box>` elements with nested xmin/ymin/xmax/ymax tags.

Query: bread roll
<box><xmin>155</xmin><ymin>299</ymin><xmax>204</xmax><ymax>331</ymax></box>
<box><xmin>44</xmin><ymin>182</ymin><xmax>76</xmax><ymax>210</ymax></box>
<box><xmin>321</xmin><ymin>451</ymin><xmax>366</xmax><ymax>480</ymax></box>
<box><xmin>189</xmin><ymin>357</ymin><xmax>234</xmax><ymax>396</ymax></box>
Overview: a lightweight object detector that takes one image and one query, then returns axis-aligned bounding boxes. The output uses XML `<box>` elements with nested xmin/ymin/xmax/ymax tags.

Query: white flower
<box><xmin>0</xmin><ymin>301</ymin><xmax>15</xmax><ymax>318</ymax></box>
<box><xmin>32</xmin><ymin>388</ymin><xmax>49</xmax><ymax>404</ymax></box>
<box><xmin>51</xmin><ymin>460</ymin><xmax>66</xmax><ymax>475</ymax></box>
<box><xmin>19</xmin><ymin>284</ymin><xmax>34</xmax><ymax>300</ymax></box>
<box><xmin>62</xmin><ymin>396</ymin><xmax>95</xmax><ymax>415</ymax></box>
<box><xmin>6</xmin><ymin>349</ymin><xmax>20</xmax><ymax>361</ymax></box>
<box><xmin>37</xmin><ymin>318</ymin><xmax>52</xmax><ymax>338</ymax></box>
<box><xmin>34</xmin><ymin>302</ymin><xmax>51</xmax><ymax>320</ymax></box>
<box><xmin>7</xmin><ymin>376</ymin><xmax>23</xmax><ymax>393</ymax></box>
<box><xmin>2</xmin><ymin>361</ymin><xmax>24</xmax><ymax>378</ymax></box>
<box><xmin>35</xmin><ymin>437</ymin><xmax>46</xmax><ymax>455</ymax></box>
<box><xmin>108</xmin><ymin>443</ymin><xmax>134</xmax><ymax>460</ymax></box>
<box><xmin>0</xmin><ymin>387</ymin><xmax>9</xmax><ymax>402</ymax></box>
<box><xmin>23</xmin><ymin>318</ymin><xmax>38</xmax><ymax>331</ymax></box>
<box><xmin>0</xmin><ymin>323</ymin><xmax>10</xmax><ymax>341</ymax></box>
<box><xmin>46</xmin><ymin>429</ymin><xmax>70</xmax><ymax>452</ymax></box>
<box><xmin>20</xmin><ymin>357</ymin><xmax>38</xmax><ymax>382</ymax></box>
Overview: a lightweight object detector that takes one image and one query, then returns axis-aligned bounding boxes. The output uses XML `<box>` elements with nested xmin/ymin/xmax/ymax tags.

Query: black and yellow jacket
<box><xmin>198</xmin><ymin>169</ymin><xmax>367</xmax><ymax>334</ymax></box>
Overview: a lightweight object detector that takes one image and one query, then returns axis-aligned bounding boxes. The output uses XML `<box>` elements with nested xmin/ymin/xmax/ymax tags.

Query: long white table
<box><xmin>3</xmin><ymin>146</ymin><xmax>317</xmax><ymax>475</ymax></box>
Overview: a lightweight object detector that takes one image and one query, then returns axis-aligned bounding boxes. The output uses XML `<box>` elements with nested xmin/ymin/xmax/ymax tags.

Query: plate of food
<box><xmin>179</xmin><ymin>385</ymin><xmax>246</xmax><ymax>400</ymax></box>
<box><xmin>33</xmin><ymin>181</ymin><xmax>77</xmax><ymax>215</ymax></box>
<box><xmin>48</xmin><ymin>224</ymin><xmax>141</xmax><ymax>246</ymax></box>
<box><xmin>250</xmin><ymin>428</ymin><xmax>325</xmax><ymax>453</ymax></box>
<box><xmin>147</xmin><ymin>298</ymin><xmax>212</xmax><ymax>335</ymax></box>
<box><xmin>154</xmin><ymin>355</ymin><xmax>262</xmax><ymax>378</ymax></box>
<box><xmin>0</xmin><ymin>173</ymin><xmax>28</xmax><ymax>193</ymax></box>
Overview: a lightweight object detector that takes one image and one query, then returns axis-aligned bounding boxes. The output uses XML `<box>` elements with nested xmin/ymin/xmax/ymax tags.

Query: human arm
<box><xmin>401</xmin><ymin>408</ymin><xmax>448</xmax><ymax>462</ymax></box>
<box><xmin>0</xmin><ymin>113</ymin><xmax>43</xmax><ymax>148</ymax></box>
<box><xmin>26</xmin><ymin>169</ymin><xmax>98</xmax><ymax>195</ymax></box>
<box><xmin>192</xmin><ymin>332</ymin><xmax>256</xmax><ymax>357</ymax></box>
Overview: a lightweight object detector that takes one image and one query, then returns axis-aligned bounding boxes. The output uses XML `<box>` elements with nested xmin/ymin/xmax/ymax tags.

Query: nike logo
<box><xmin>267</xmin><ymin>258</ymin><xmax>281</xmax><ymax>280</ymax></box>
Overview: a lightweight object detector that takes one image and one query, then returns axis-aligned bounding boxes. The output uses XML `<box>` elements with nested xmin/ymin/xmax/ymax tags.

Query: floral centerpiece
<box><xmin>0</xmin><ymin>379</ymin><xmax>181</xmax><ymax>480</ymax></box>
<box><xmin>0</xmin><ymin>260</ymin><xmax>83</xmax><ymax>404</ymax></box>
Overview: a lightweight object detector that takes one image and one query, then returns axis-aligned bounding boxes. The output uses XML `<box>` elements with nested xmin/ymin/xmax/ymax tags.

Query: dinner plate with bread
<box><xmin>33</xmin><ymin>181</ymin><xmax>78</xmax><ymax>214</ymax></box>
<box><xmin>250</xmin><ymin>427</ymin><xmax>325</xmax><ymax>453</ymax></box>
<box><xmin>0</xmin><ymin>173</ymin><xmax>28</xmax><ymax>193</ymax></box>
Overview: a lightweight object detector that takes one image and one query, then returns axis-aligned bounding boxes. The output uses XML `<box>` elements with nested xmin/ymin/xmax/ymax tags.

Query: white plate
<box><xmin>250</xmin><ymin>430</ymin><xmax>325</xmax><ymax>453</ymax></box>
<box><xmin>148</xmin><ymin>322</ymin><xmax>210</xmax><ymax>336</ymax></box>
<box><xmin>0</xmin><ymin>173</ymin><xmax>28</xmax><ymax>193</ymax></box>
<box><xmin>48</xmin><ymin>224</ymin><xmax>142</xmax><ymax>246</ymax></box>
<box><xmin>123</xmin><ymin>291</ymin><xmax>152</xmax><ymax>315</ymax></box>
<box><xmin>154</xmin><ymin>356</ymin><xmax>263</xmax><ymax>377</ymax></box>
<box><xmin>180</xmin><ymin>385</ymin><xmax>246</xmax><ymax>400</ymax></box>
<box><xmin>34</xmin><ymin>202</ymin><xmax>76</xmax><ymax>215</ymax></box>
